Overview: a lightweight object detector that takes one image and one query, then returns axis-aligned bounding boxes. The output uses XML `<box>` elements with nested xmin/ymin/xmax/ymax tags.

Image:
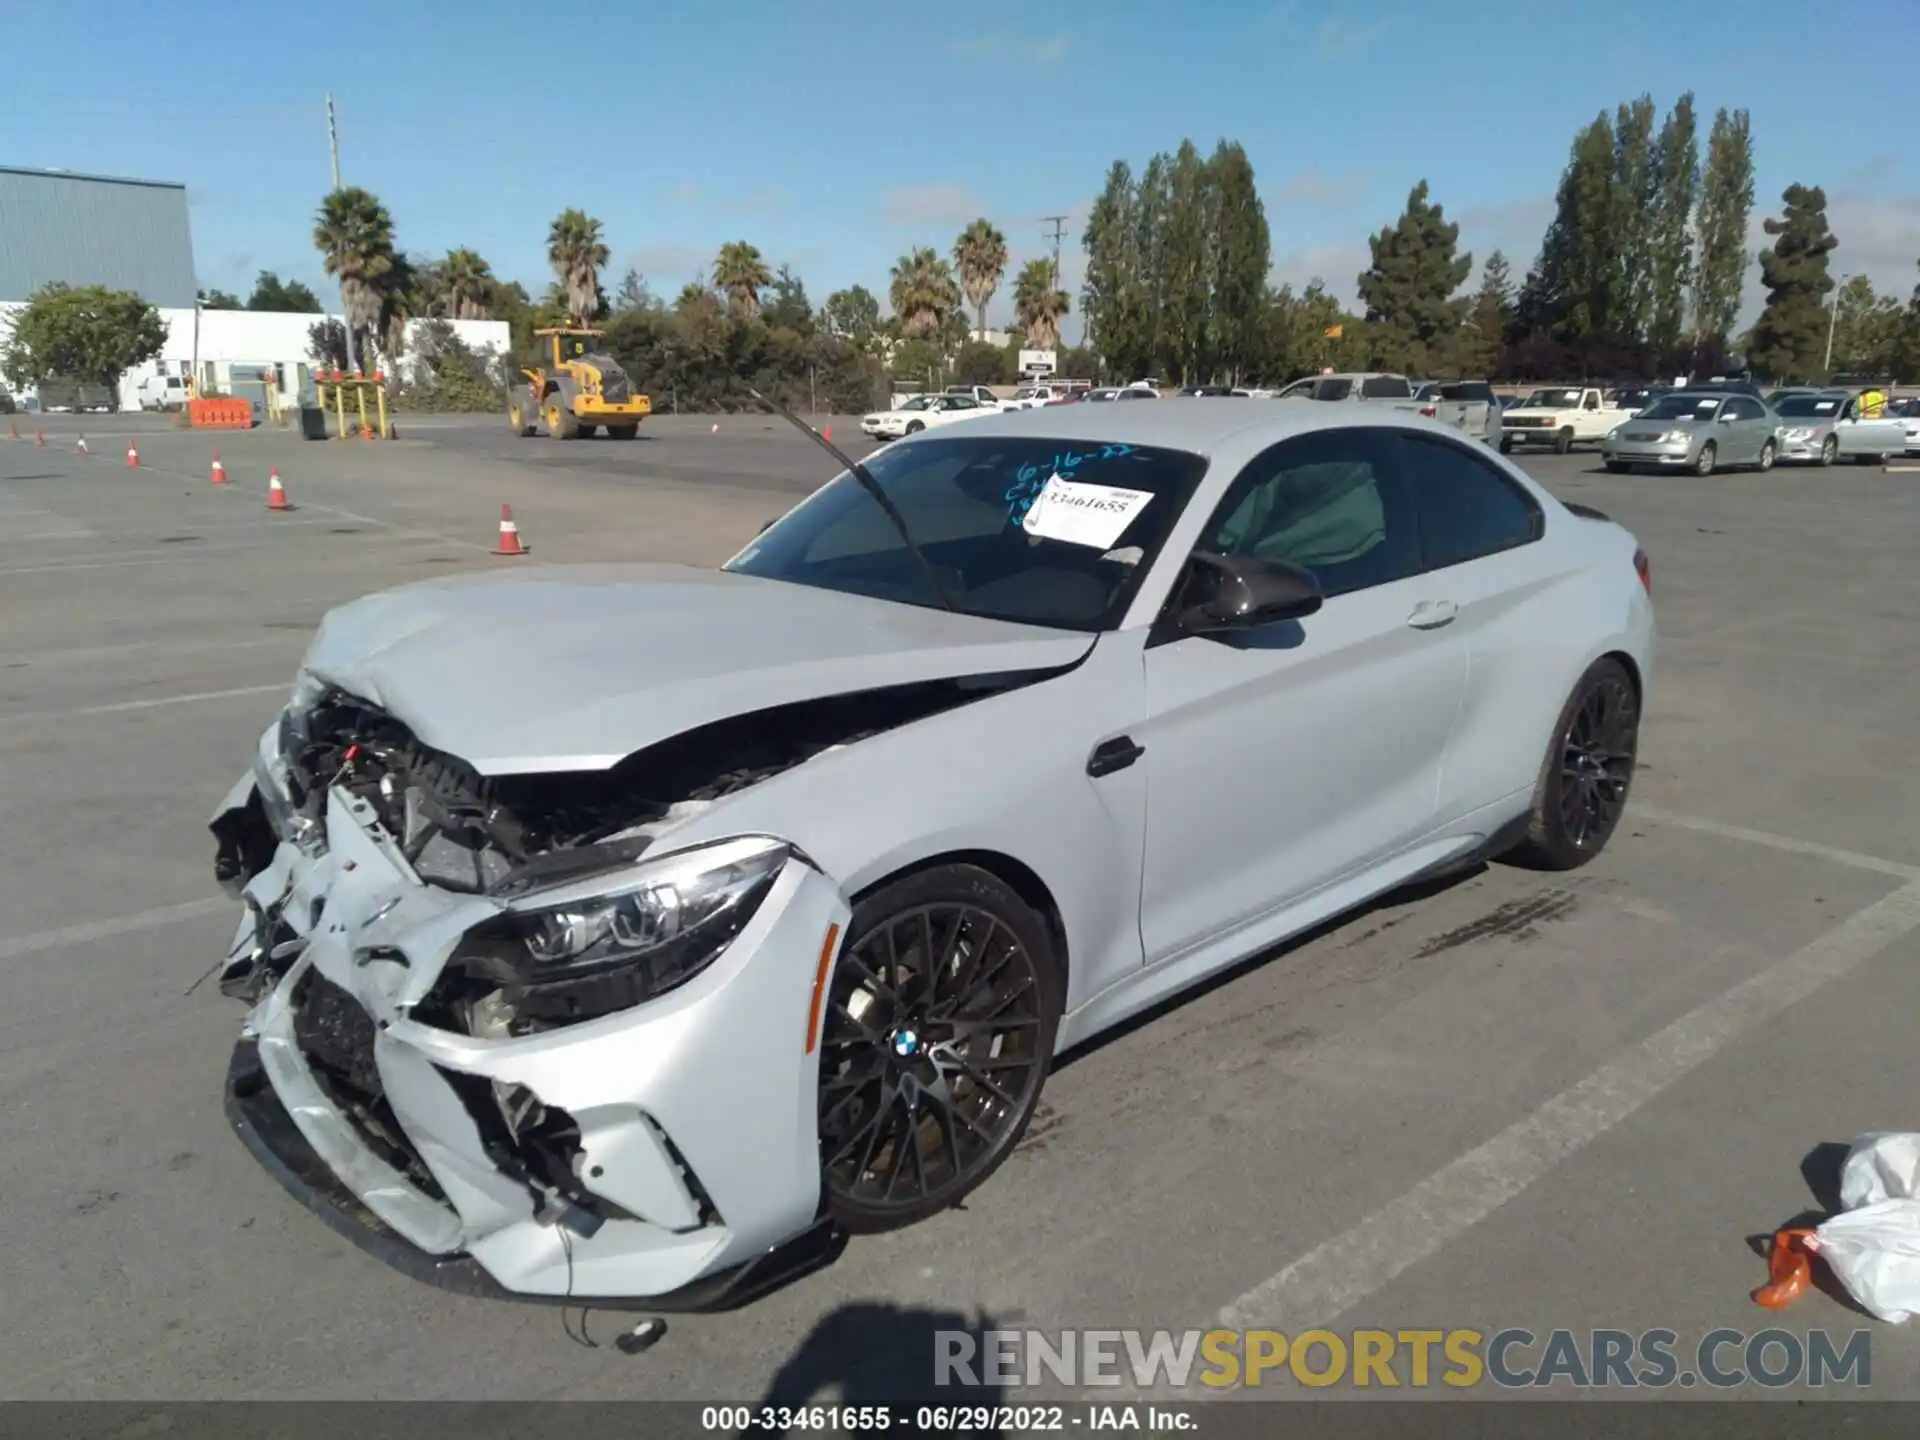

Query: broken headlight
<box><xmin>451</xmin><ymin>836</ymin><xmax>791</xmax><ymax>1026</ymax></box>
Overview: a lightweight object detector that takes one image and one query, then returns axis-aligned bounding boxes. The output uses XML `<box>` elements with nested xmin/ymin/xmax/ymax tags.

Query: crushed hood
<box><xmin>299</xmin><ymin>563</ymin><xmax>1093</xmax><ymax>774</ymax></box>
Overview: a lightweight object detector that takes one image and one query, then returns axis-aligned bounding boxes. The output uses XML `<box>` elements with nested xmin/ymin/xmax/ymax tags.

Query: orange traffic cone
<box><xmin>126</xmin><ymin>442</ymin><xmax>141</xmax><ymax>468</ymax></box>
<box><xmin>491</xmin><ymin>504</ymin><xmax>527</xmax><ymax>556</ymax></box>
<box><xmin>267</xmin><ymin>467</ymin><xmax>292</xmax><ymax>511</ymax></box>
<box><xmin>822</xmin><ymin>426</ymin><xmax>832</xmax><ymax>442</ymax></box>
<box><xmin>210</xmin><ymin>451</ymin><xmax>227</xmax><ymax>485</ymax></box>
<box><xmin>6</xmin><ymin>417</ymin><xmax>17</xmax><ymax>441</ymax></box>
<box><xmin>35</xmin><ymin>428</ymin><xmax>45</xmax><ymax>448</ymax></box>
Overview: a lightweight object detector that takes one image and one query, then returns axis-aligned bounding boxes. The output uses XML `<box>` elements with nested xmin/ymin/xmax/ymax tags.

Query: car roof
<box><xmin>910</xmin><ymin>394</ymin><xmax>1464</xmax><ymax>456</ymax></box>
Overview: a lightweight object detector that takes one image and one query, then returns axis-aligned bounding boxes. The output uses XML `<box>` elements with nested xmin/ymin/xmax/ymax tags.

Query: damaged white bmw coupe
<box><xmin>212</xmin><ymin>402</ymin><xmax>1653</xmax><ymax>1312</ymax></box>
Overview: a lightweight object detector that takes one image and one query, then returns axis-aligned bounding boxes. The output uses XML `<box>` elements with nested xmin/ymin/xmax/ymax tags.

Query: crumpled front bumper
<box><xmin>211</xmin><ymin>759</ymin><xmax>852</xmax><ymax>1309</ymax></box>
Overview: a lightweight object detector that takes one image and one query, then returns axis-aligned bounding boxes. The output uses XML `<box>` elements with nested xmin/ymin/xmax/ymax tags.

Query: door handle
<box><xmin>1407</xmin><ymin>600</ymin><xmax>1458</xmax><ymax>629</ymax></box>
<box><xmin>1087</xmin><ymin>735</ymin><xmax>1145</xmax><ymax>778</ymax></box>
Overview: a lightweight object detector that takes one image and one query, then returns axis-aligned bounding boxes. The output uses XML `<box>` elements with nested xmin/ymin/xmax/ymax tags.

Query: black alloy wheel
<box><xmin>817</xmin><ymin>865</ymin><xmax>1060</xmax><ymax>1232</ymax></box>
<box><xmin>1508</xmin><ymin>657</ymin><xmax>1640</xmax><ymax>871</ymax></box>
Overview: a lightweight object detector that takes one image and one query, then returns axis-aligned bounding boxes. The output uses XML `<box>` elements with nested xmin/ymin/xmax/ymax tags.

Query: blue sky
<box><xmin>8</xmin><ymin>0</ymin><xmax>1916</xmax><ymax>335</ymax></box>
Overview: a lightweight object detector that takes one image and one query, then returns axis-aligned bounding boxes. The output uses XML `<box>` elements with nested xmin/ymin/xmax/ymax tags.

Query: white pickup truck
<box><xmin>1498</xmin><ymin>386</ymin><xmax>1633</xmax><ymax>455</ymax></box>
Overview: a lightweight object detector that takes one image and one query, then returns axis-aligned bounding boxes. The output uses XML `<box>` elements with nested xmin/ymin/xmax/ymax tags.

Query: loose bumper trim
<box><xmin>225</xmin><ymin>1038</ymin><xmax>847</xmax><ymax>1313</ymax></box>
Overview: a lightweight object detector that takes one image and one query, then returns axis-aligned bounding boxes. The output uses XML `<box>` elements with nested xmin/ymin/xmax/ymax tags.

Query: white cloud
<box><xmin>1314</xmin><ymin>17</ymin><xmax>1389</xmax><ymax>55</ymax></box>
<box><xmin>881</xmin><ymin>183</ymin><xmax>987</xmax><ymax>230</ymax></box>
<box><xmin>627</xmin><ymin>244</ymin><xmax>712</xmax><ymax>285</ymax></box>
<box><xmin>1270</xmin><ymin>168</ymin><xmax>1375</xmax><ymax>211</ymax></box>
<box><xmin>947</xmin><ymin>31</ymin><xmax>1073</xmax><ymax>63</ymax></box>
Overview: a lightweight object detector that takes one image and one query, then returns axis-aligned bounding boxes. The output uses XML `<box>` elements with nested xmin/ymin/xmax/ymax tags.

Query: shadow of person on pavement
<box><xmin>748</xmin><ymin>1300</ymin><xmax>1011</xmax><ymax>1435</ymax></box>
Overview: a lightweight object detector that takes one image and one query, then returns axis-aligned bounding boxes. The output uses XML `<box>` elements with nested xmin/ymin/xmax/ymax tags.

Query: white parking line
<box><xmin>1637</xmin><ymin>804</ymin><xmax>1920</xmax><ymax>880</ymax></box>
<box><xmin>0</xmin><ymin>682</ymin><xmax>286</xmax><ymax>724</ymax></box>
<box><xmin>0</xmin><ymin>896</ymin><xmax>229</xmax><ymax>964</ymax></box>
<box><xmin>1101</xmin><ymin>876</ymin><xmax>1920</xmax><ymax>1402</ymax></box>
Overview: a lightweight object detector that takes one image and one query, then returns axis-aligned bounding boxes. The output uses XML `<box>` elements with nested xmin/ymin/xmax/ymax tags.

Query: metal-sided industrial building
<box><xmin>0</xmin><ymin>165</ymin><xmax>198</xmax><ymax>309</ymax></box>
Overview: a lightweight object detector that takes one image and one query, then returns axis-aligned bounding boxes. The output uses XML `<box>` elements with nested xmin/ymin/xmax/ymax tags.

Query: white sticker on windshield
<box><xmin>1021</xmin><ymin>474</ymin><xmax>1155</xmax><ymax>549</ymax></box>
<box><xmin>1814</xmin><ymin>401</ymin><xmax>1836</xmax><ymax>412</ymax></box>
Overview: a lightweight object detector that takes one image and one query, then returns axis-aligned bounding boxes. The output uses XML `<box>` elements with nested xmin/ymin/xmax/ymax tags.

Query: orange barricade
<box><xmin>188</xmin><ymin>397</ymin><xmax>255</xmax><ymax>430</ymax></box>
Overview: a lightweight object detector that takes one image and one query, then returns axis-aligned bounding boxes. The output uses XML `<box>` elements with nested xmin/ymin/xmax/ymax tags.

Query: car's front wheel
<box><xmin>817</xmin><ymin>864</ymin><xmax>1061</xmax><ymax>1233</ymax></box>
<box><xmin>1756</xmin><ymin>438</ymin><xmax>1776</xmax><ymax>472</ymax></box>
<box><xmin>1507</xmin><ymin>657</ymin><xmax>1640</xmax><ymax>871</ymax></box>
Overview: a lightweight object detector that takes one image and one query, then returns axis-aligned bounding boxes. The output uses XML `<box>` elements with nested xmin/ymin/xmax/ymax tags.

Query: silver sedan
<box><xmin>1774</xmin><ymin>390</ymin><xmax>1909</xmax><ymax>466</ymax></box>
<box><xmin>1601</xmin><ymin>391</ymin><xmax>1779</xmax><ymax>475</ymax></box>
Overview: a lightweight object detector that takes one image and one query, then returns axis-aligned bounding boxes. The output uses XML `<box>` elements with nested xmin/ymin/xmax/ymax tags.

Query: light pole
<box><xmin>1822</xmin><ymin>273</ymin><xmax>1854</xmax><ymax>376</ymax></box>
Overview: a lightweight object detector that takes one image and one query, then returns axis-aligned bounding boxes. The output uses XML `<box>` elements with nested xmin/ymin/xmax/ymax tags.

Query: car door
<box><xmin>1135</xmin><ymin>427</ymin><xmax>1469</xmax><ymax>965</ymax></box>
<box><xmin>1389</xmin><ymin>430</ymin><xmax>1558</xmax><ymax>822</ymax></box>
<box><xmin>1835</xmin><ymin>396</ymin><xmax>1902</xmax><ymax>457</ymax></box>
<box><xmin>1721</xmin><ymin>394</ymin><xmax>1768</xmax><ymax>462</ymax></box>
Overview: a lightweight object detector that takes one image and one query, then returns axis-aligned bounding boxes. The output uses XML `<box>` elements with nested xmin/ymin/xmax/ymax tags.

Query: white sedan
<box><xmin>211</xmin><ymin>402</ymin><xmax>1654</xmax><ymax>1315</ymax></box>
<box><xmin>860</xmin><ymin>393</ymin><xmax>999</xmax><ymax>440</ymax></box>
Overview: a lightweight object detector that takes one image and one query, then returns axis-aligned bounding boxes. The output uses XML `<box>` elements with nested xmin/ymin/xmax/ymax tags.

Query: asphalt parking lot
<box><xmin>2</xmin><ymin>409</ymin><xmax>1917</xmax><ymax>1407</ymax></box>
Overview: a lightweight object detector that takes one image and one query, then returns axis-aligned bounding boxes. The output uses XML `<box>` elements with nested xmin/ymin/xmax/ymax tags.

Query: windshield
<box><xmin>1775</xmin><ymin>395</ymin><xmax>1844</xmax><ymax>418</ymax></box>
<box><xmin>1520</xmin><ymin>389</ymin><xmax>1582</xmax><ymax>408</ymax></box>
<box><xmin>1641</xmin><ymin>395</ymin><xmax>1721</xmax><ymax>420</ymax></box>
<box><xmin>724</xmin><ymin>435</ymin><xmax>1208</xmax><ymax>631</ymax></box>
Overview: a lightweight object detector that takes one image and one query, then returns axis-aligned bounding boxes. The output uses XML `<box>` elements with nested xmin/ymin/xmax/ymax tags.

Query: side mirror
<box><xmin>1718</xmin><ymin>412</ymin><xmax>1734</xmax><ymax>424</ymax></box>
<box><xmin>1177</xmin><ymin>552</ymin><xmax>1323</xmax><ymax>634</ymax></box>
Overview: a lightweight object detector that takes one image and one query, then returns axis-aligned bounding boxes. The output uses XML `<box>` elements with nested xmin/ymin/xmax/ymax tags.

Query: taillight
<box><xmin>1633</xmin><ymin>548</ymin><xmax>1651</xmax><ymax>595</ymax></box>
<box><xmin>1419</xmin><ymin>404</ymin><xmax>1437</xmax><ymax>418</ymax></box>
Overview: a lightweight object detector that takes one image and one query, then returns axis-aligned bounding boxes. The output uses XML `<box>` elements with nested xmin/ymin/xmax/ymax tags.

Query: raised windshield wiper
<box><xmin>745</xmin><ymin>386</ymin><xmax>954</xmax><ymax>611</ymax></box>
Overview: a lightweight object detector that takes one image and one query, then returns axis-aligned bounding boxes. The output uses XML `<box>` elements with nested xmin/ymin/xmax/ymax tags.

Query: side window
<box><xmin>1194</xmin><ymin>429</ymin><xmax>1419</xmax><ymax>599</ymax></box>
<box><xmin>1396</xmin><ymin>433</ymin><xmax>1543</xmax><ymax>571</ymax></box>
<box><xmin>1736</xmin><ymin>397</ymin><xmax>1765</xmax><ymax>420</ymax></box>
<box><xmin>1582</xmin><ymin>392</ymin><xmax>1599</xmax><ymax>410</ymax></box>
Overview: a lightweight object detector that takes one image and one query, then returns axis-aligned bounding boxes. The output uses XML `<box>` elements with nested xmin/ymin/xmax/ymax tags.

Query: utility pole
<box><xmin>1823</xmin><ymin>272</ymin><xmax>1853</xmax><ymax>376</ymax></box>
<box><xmin>326</xmin><ymin>93</ymin><xmax>358</xmax><ymax>373</ymax></box>
<box><xmin>1039</xmin><ymin>215</ymin><xmax>1069</xmax><ymax>357</ymax></box>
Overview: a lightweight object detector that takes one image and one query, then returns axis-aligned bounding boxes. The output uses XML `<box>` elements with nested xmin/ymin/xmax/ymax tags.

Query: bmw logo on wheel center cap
<box><xmin>892</xmin><ymin>1028</ymin><xmax>920</xmax><ymax>1058</ymax></box>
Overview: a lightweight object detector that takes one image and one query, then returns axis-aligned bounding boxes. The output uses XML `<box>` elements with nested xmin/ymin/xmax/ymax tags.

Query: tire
<box><xmin>1604</xmin><ymin>461</ymin><xmax>1629</xmax><ymax>474</ymax></box>
<box><xmin>1553</xmin><ymin>427</ymin><xmax>1573</xmax><ymax>455</ymax></box>
<box><xmin>506</xmin><ymin>396</ymin><xmax>534</xmax><ymax>437</ymax></box>
<box><xmin>1818</xmin><ymin>435</ymin><xmax>1838</xmax><ymax>466</ymax></box>
<box><xmin>817</xmin><ymin>863</ymin><xmax>1062</xmax><ymax>1234</ymax></box>
<box><xmin>1692</xmin><ymin>441</ymin><xmax>1716</xmax><ymax>476</ymax></box>
<box><xmin>1506</xmin><ymin>657</ymin><xmax>1640</xmax><ymax>871</ymax></box>
<box><xmin>904</xmin><ymin>420</ymin><xmax>925</xmax><ymax>435</ymax></box>
<box><xmin>1499</xmin><ymin>435</ymin><xmax>1514</xmax><ymax>454</ymax></box>
<box><xmin>606</xmin><ymin>424</ymin><xmax>638</xmax><ymax>440</ymax></box>
<box><xmin>1755</xmin><ymin>438</ymin><xmax>1776</xmax><ymax>472</ymax></box>
<box><xmin>543</xmin><ymin>392</ymin><xmax>580</xmax><ymax>440</ymax></box>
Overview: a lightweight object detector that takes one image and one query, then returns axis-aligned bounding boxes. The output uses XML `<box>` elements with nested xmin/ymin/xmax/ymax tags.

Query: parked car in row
<box><xmin>860</xmin><ymin>392</ymin><xmax>999</xmax><ymax>440</ymax></box>
<box><xmin>1600</xmin><ymin>391</ymin><xmax>1779</xmax><ymax>474</ymax></box>
<box><xmin>1500</xmin><ymin>387</ymin><xmax>1631</xmax><ymax>454</ymax></box>
<box><xmin>1772</xmin><ymin>390</ymin><xmax>1908</xmax><ymax>466</ymax></box>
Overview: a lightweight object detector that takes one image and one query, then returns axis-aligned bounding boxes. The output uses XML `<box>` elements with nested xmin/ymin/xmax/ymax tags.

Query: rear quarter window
<box><xmin>1361</xmin><ymin>375</ymin><xmax>1412</xmax><ymax>399</ymax></box>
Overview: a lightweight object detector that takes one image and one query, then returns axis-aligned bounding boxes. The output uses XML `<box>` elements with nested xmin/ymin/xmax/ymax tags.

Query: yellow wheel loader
<box><xmin>508</xmin><ymin>327</ymin><xmax>651</xmax><ymax>440</ymax></box>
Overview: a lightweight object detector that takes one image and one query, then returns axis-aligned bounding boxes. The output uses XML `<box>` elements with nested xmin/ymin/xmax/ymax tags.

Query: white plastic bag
<box><xmin>1838</xmin><ymin>1131</ymin><xmax>1920</xmax><ymax>1209</ymax></box>
<box><xmin>1812</xmin><ymin>1133</ymin><xmax>1920</xmax><ymax>1323</ymax></box>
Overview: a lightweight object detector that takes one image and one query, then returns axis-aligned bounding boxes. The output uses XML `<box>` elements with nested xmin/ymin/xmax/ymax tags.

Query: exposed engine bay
<box><xmin>263</xmin><ymin>669</ymin><xmax>1050</xmax><ymax>895</ymax></box>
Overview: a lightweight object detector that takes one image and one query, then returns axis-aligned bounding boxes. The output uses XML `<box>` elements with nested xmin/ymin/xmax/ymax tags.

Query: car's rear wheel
<box><xmin>1693</xmin><ymin>441</ymin><xmax>1717</xmax><ymax>476</ymax></box>
<box><xmin>1507</xmin><ymin>657</ymin><xmax>1640</xmax><ymax>871</ymax></box>
<box><xmin>817</xmin><ymin>864</ymin><xmax>1060</xmax><ymax>1233</ymax></box>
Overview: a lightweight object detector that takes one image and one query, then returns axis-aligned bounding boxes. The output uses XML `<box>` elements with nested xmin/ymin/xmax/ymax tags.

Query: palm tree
<box><xmin>712</xmin><ymin>242</ymin><xmax>773</xmax><ymax>317</ymax></box>
<box><xmin>889</xmin><ymin>247</ymin><xmax>962</xmax><ymax>339</ymax></box>
<box><xmin>313</xmin><ymin>186</ymin><xmax>397</xmax><ymax>368</ymax></box>
<box><xmin>953</xmin><ymin>219</ymin><xmax>1008</xmax><ymax>340</ymax></box>
<box><xmin>546</xmin><ymin>209</ymin><xmax>609</xmax><ymax>325</ymax></box>
<box><xmin>441</xmin><ymin>248</ymin><xmax>495</xmax><ymax>319</ymax></box>
<box><xmin>1013</xmin><ymin>258</ymin><xmax>1071</xmax><ymax>350</ymax></box>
